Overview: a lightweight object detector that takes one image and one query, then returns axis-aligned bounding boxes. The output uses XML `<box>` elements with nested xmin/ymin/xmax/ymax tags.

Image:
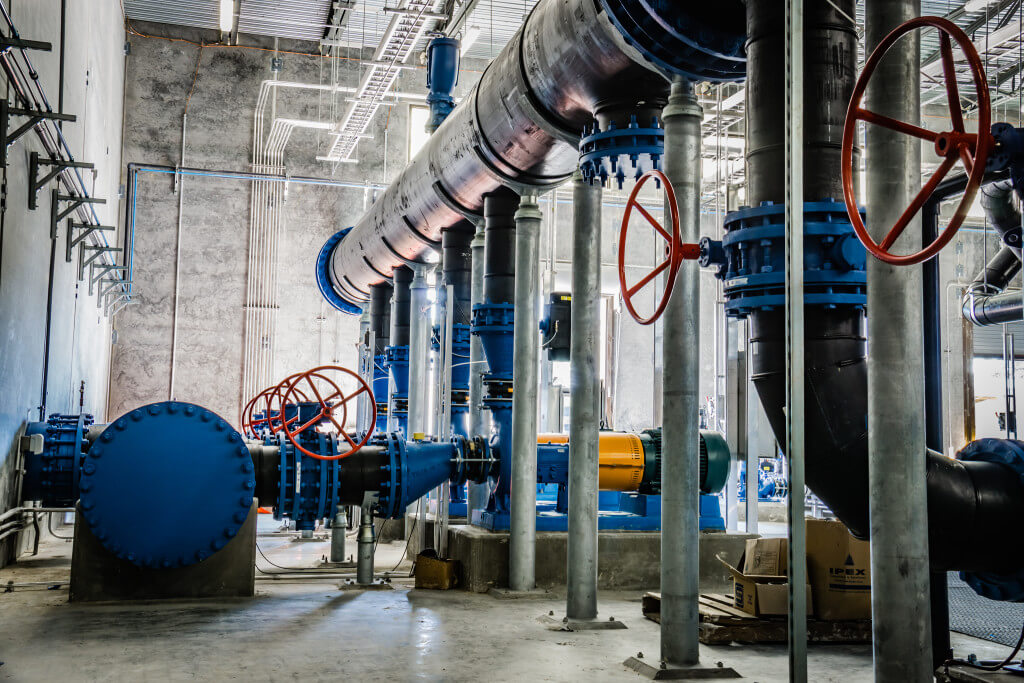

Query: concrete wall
<box><xmin>0</xmin><ymin>0</ymin><xmax>126</xmax><ymax>566</ymax></box>
<box><xmin>111</xmin><ymin>22</ymin><xmax>486</xmax><ymax>425</ymax></box>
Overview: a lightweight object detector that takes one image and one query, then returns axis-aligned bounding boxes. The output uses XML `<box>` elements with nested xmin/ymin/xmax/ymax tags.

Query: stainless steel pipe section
<box><xmin>408</xmin><ymin>264</ymin><xmax>432</xmax><ymax>436</ymax></box>
<box><xmin>864</xmin><ymin>0</ymin><xmax>933</xmax><ymax>678</ymax></box>
<box><xmin>660</xmin><ymin>80</ymin><xmax>704</xmax><ymax>666</ymax></box>
<box><xmin>567</xmin><ymin>171</ymin><xmax>602</xmax><ymax>620</ymax></box>
<box><xmin>509</xmin><ymin>194</ymin><xmax>543</xmax><ymax>592</ymax></box>
<box><xmin>468</xmin><ymin>221</ymin><xmax>490</xmax><ymax>512</ymax></box>
<box><xmin>324</xmin><ymin>0</ymin><xmax>678</xmax><ymax>307</ymax></box>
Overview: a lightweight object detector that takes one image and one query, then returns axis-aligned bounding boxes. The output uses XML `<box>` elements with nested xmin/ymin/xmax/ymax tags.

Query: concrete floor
<box><xmin>0</xmin><ymin>515</ymin><xmax>1013</xmax><ymax>682</ymax></box>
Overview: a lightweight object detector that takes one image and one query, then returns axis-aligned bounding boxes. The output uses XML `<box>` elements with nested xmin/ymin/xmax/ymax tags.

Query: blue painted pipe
<box><xmin>426</xmin><ymin>36</ymin><xmax>459</xmax><ymax>133</ymax></box>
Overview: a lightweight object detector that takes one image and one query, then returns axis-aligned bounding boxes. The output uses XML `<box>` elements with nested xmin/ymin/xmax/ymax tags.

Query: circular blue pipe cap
<box><xmin>316</xmin><ymin>228</ymin><xmax>363</xmax><ymax>315</ymax></box>
<box><xmin>80</xmin><ymin>402</ymin><xmax>255</xmax><ymax>568</ymax></box>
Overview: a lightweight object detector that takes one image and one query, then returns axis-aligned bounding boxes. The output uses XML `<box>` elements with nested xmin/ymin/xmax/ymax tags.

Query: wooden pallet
<box><xmin>642</xmin><ymin>592</ymin><xmax>872</xmax><ymax>645</ymax></box>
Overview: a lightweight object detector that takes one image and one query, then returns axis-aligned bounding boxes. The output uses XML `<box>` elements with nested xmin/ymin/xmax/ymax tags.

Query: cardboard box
<box><xmin>806</xmin><ymin>519</ymin><xmax>871</xmax><ymax>620</ymax></box>
<box><xmin>414</xmin><ymin>550</ymin><xmax>460</xmax><ymax>590</ymax></box>
<box><xmin>717</xmin><ymin>538</ymin><xmax>812</xmax><ymax>617</ymax></box>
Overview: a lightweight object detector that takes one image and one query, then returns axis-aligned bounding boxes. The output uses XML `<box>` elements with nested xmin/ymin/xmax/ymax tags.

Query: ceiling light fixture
<box><xmin>460</xmin><ymin>26</ymin><xmax>481</xmax><ymax>56</ymax></box>
<box><xmin>963</xmin><ymin>0</ymin><xmax>996</xmax><ymax>12</ymax></box>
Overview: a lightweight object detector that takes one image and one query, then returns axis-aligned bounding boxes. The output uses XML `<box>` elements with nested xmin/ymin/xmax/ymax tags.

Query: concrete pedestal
<box><xmin>69</xmin><ymin>502</ymin><xmax>257</xmax><ymax>602</ymax></box>
<box><xmin>447</xmin><ymin>524</ymin><xmax>756</xmax><ymax>593</ymax></box>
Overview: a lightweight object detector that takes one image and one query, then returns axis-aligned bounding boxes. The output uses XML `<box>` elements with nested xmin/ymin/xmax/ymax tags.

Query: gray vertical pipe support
<box><xmin>408</xmin><ymin>263</ymin><xmax>432</xmax><ymax>437</ymax></box>
<box><xmin>567</xmin><ymin>170</ymin><xmax>602</xmax><ymax>620</ymax></box>
<box><xmin>330</xmin><ymin>505</ymin><xmax>347</xmax><ymax>563</ymax></box>
<box><xmin>468</xmin><ymin>220</ymin><xmax>490</xmax><ymax>512</ymax></box>
<box><xmin>660</xmin><ymin>79</ymin><xmax>703</xmax><ymax>666</ymax></box>
<box><xmin>356</xmin><ymin>506</ymin><xmax>375</xmax><ymax>585</ymax></box>
<box><xmin>509</xmin><ymin>192</ymin><xmax>542</xmax><ymax>592</ymax></box>
<box><xmin>864</xmin><ymin>1</ymin><xmax>933</xmax><ymax>679</ymax></box>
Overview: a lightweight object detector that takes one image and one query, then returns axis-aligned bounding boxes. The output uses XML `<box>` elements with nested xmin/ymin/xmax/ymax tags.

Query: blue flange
<box><xmin>23</xmin><ymin>413</ymin><xmax>93</xmax><ymax>507</ymax></box>
<box><xmin>598</xmin><ymin>0</ymin><xmax>746</xmax><ymax>82</ymax></box>
<box><xmin>268</xmin><ymin>406</ymin><xmax>340</xmax><ymax>531</ymax></box>
<box><xmin>579</xmin><ymin>116</ymin><xmax>663</xmax><ymax>189</ymax></box>
<box><xmin>371</xmin><ymin>433</ymin><xmax>464</xmax><ymax>519</ymax></box>
<box><xmin>472</xmin><ymin>302</ymin><xmax>515</xmax><ymax>381</ymax></box>
<box><xmin>81</xmin><ymin>402</ymin><xmax>254</xmax><ymax>568</ymax></box>
<box><xmin>316</xmin><ymin>228</ymin><xmax>363</xmax><ymax>315</ymax></box>
<box><xmin>700</xmin><ymin>200</ymin><xmax>867</xmax><ymax>318</ymax></box>
<box><xmin>958</xmin><ymin>438</ymin><xmax>1024</xmax><ymax>602</ymax></box>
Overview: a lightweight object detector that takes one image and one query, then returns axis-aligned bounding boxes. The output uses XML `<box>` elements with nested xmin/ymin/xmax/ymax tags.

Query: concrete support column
<box><xmin>567</xmin><ymin>171</ymin><xmax>602</xmax><ymax>620</ymax></box>
<box><xmin>659</xmin><ymin>79</ymin><xmax>703</xmax><ymax>666</ymax></box>
<box><xmin>864</xmin><ymin>1</ymin><xmax>933</xmax><ymax>679</ymax></box>
<box><xmin>468</xmin><ymin>220</ymin><xmax>490</xmax><ymax>514</ymax></box>
<box><xmin>509</xmin><ymin>193</ymin><xmax>542</xmax><ymax>592</ymax></box>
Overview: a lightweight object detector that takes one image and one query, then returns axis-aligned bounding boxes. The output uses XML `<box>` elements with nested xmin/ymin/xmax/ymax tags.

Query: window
<box><xmin>408</xmin><ymin>105</ymin><xmax>430</xmax><ymax>161</ymax></box>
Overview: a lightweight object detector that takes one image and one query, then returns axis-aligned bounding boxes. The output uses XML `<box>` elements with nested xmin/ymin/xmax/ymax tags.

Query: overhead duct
<box><xmin>316</xmin><ymin>0</ymin><xmax>746</xmax><ymax>310</ymax></box>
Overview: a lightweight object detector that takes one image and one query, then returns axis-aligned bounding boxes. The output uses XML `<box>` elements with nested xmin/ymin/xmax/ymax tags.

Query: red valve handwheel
<box><xmin>618</xmin><ymin>170</ymin><xmax>701</xmax><ymax>325</ymax></box>
<box><xmin>841</xmin><ymin>16</ymin><xmax>992</xmax><ymax>266</ymax></box>
<box><xmin>242</xmin><ymin>381</ymin><xmax>309</xmax><ymax>437</ymax></box>
<box><xmin>279</xmin><ymin>365</ymin><xmax>376</xmax><ymax>461</ymax></box>
<box><xmin>262</xmin><ymin>373</ymin><xmax>311</xmax><ymax>434</ymax></box>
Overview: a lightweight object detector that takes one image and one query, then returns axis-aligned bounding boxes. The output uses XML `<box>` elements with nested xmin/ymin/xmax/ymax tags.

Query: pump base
<box><xmin>472</xmin><ymin>493</ymin><xmax>725</xmax><ymax>532</ymax></box>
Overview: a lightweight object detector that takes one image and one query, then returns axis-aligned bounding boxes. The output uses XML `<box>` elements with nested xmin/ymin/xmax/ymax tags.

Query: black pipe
<box><xmin>962</xmin><ymin>178</ymin><xmax>1024</xmax><ymax>326</ymax></box>
<box><xmin>482</xmin><ymin>189</ymin><xmax>519</xmax><ymax>305</ymax></box>
<box><xmin>980</xmin><ymin>179</ymin><xmax>1022</xmax><ymax>258</ymax></box>
<box><xmin>923</xmin><ymin>175</ymin><xmax>950</xmax><ymax>668</ymax></box>
<box><xmin>369</xmin><ymin>283</ymin><xmax>392</xmax><ymax>355</ymax></box>
<box><xmin>39</xmin><ymin>1</ymin><xmax>68</xmax><ymax>420</ymax></box>
<box><xmin>442</xmin><ymin>220</ymin><xmax>474</xmax><ymax>326</ymax></box>
<box><xmin>969</xmin><ymin>247</ymin><xmax>1021</xmax><ymax>295</ymax></box>
<box><xmin>745</xmin><ymin>0</ymin><xmax>858</xmax><ymax>205</ymax></box>
<box><xmin>749</xmin><ymin>310</ymin><xmax>1024</xmax><ymax>572</ymax></box>
<box><xmin>391</xmin><ymin>266</ymin><xmax>412</xmax><ymax>347</ymax></box>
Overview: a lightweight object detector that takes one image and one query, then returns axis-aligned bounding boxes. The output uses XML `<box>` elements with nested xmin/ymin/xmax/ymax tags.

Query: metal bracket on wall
<box><xmin>49</xmin><ymin>188</ymin><xmax>105</xmax><ymax>239</ymax></box>
<box><xmin>107</xmin><ymin>296</ymin><xmax>134</xmax><ymax>318</ymax></box>
<box><xmin>85</xmin><ymin>259</ymin><xmax>125</xmax><ymax>293</ymax></box>
<box><xmin>106</xmin><ymin>293</ymin><xmax>133</xmax><ymax>317</ymax></box>
<box><xmin>97</xmin><ymin>277</ymin><xmax>130</xmax><ymax>310</ymax></box>
<box><xmin>30</xmin><ymin>152</ymin><xmax>93</xmax><ymax>209</ymax></box>
<box><xmin>66</xmin><ymin>219</ymin><xmax>114</xmax><ymax>266</ymax></box>
<box><xmin>0</xmin><ymin>100</ymin><xmax>75</xmax><ymax>167</ymax></box>
<box><xmin>0</xmin><ymin>35</ymin><xmax>52</xmax><ymax>52</ymax></box>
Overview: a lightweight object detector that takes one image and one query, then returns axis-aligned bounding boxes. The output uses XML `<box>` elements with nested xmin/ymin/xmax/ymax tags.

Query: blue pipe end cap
<box><xmin>81</xmin><ymin>402</ymin><xmax>254</xmax><ymax>569</ymax></box>
<box><xmin>316</xmin><ymin>228</ymin><xmax>363</xmax><ymax>315</ymax></box>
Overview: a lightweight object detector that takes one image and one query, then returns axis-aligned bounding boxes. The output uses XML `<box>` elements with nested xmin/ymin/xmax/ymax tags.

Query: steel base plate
<box><xmin>338</xmin><ymin>579</ymin><xmax>394</xmax><ymax>591</ymax></box>
<box><xmin>538</xmin><ymin>615</ymin><xmax>627</xmax><ymax>631</ymax></box>
<box><xmin>623</xmin><ymin>657</ymin><xmax>741</xmax><ymax>680</ymax></box>
<box><xmin>487</xmin><ymin>586</ymin><xmax>553</xmax><ymax>600</ymax></box>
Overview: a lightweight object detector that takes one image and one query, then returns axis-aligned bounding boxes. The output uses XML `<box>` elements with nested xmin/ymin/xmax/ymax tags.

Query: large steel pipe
<box><xmin>745</xmin><ymin>0</ymin><xmax>858</xmax><ymax>205</ymax></box>
<box><xmin>320</xmin><ymin>0</ymin><xmax>745</xmax><ymax>309</ymax></box>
